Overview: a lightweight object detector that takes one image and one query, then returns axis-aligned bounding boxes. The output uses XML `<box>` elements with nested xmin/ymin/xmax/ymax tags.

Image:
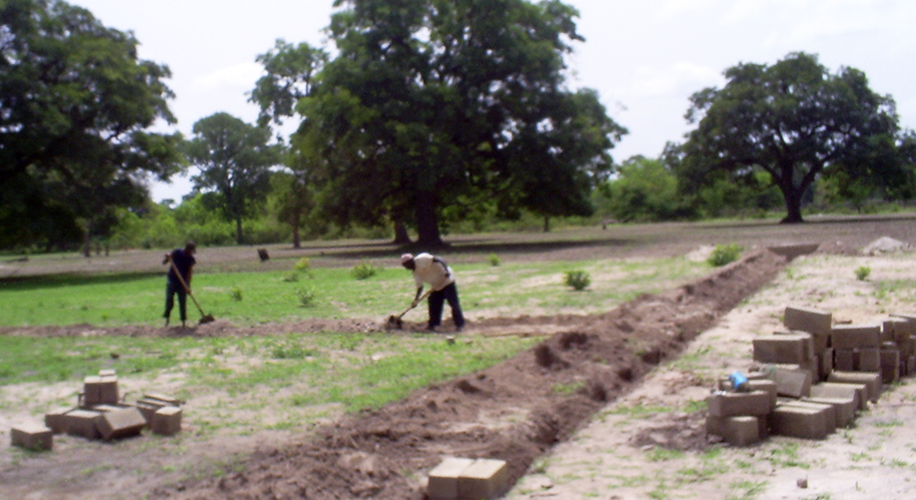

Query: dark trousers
<box><xmin>428</xmin><ymin>283</ymin><xmax>465</xmax><ymax>329</ymax></box>
<box><xmin>164</xmin><ymin>280</ymin><xmax>188</xmax><ymax>322</ymax></box>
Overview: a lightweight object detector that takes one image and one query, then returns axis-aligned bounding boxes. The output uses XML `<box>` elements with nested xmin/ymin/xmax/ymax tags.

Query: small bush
<box><xmin>564</xmin><ymin>270</ymin><xmax>591</xmax><ymax>291</ymax></box>
<box><xmin>707</xmin><ymin>243</ymin><xmax>743</xmax><ymax>267</ymax></box>
<box><xmin>487</xmin><ymin>253</ymin><xmax>501</xmax><ymax>266</ymax></box>
<box><xmin>855</xmin><ymin>265</ymin><xmax>871</xmax><ymax>281</ymax></box>
<box><xmin>351</xmin><ymin>261</ymin><xmax>378</xmax><ymax>280</ymax></box>
<box><xmin>230</xmin><ymin>286</ymin><xmax>243</xmax><ymax>301</ymax></box>
<box><xmin>283</xmin><ymin>272</ymin><xmax>300</xmax><ymax>282</ymax></box>
<box><xmin>294</xmin><ymin>257</ymin><xmax>311</xmax><ymax>272</ymax></box>
<box><xmin>296</xmin><ymin>287</ymin><xmax>316</xmax><ymax>307</ymax></box>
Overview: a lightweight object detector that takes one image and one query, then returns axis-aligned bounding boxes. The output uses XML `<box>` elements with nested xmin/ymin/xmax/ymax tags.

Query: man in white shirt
<box><xmin>400</xmin><ymin>252</ymin><xmax>465</xmax><ymax>332</ymax></box>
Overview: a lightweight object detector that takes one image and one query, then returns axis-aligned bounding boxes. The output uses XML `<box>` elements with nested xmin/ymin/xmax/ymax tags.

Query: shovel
<box><xmin>386</xmin><ymin>289</ymin><xmax>433</xmax><ymax>329</ymax></box>
<box><xmin>170</xmin><ymin>261</ymin><xmax>215</xmax><ymax>325</ymax></box>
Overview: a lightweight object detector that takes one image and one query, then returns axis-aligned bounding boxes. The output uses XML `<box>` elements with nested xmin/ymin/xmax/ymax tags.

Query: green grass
<box><xmin>0</xmin><ymin>256</ymin><xmax>708</xmax><ymax>327</ymax></box>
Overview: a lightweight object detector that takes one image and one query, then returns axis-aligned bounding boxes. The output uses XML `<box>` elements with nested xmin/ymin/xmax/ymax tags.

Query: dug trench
<box><xmin>142</xmin><ymin>248</ymin><xmax>787</xmax><ymax>500</ymax></box>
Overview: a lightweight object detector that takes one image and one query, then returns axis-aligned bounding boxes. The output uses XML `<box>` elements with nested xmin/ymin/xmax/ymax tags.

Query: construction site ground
<box><xmin>1</xmin><ymin>215</ymin><xmax>916</xmax><ymax>500</ymax></box>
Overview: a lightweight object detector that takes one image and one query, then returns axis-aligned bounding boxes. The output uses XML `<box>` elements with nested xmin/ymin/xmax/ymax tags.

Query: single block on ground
<box><xmin>457</xmin><ymin>458</ymin><xmax>509</xmax><ymax>500</ymax></box>
<box><xmin>96</xmin><ymin>407</ymin><xmax>146</xmax><ymax>441</ymax></box>
<box><xmin>11</xmin><ymin>423</ymin><xmax>53</xmax><ymax>451</ymax></box>
<box><xmin>151</xmin><ymin>406</ymin><xmax>182</xmax><ymax>436</ymax></box>
<box><xmin>706</xmin><ymin>415</ymin><xmax>760</xmax><ymax>446</ymax></box>
<box><xmin>428</xmin><ymin>457</ymin><xmax>475</xmax><ymax>500</ymax></box>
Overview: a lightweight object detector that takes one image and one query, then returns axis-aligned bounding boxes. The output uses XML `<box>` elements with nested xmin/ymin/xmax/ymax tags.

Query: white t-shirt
<box><xmin>412</xmin><ymin>252</ymin><xmax>455</xmax><ymax>291</ymax></box>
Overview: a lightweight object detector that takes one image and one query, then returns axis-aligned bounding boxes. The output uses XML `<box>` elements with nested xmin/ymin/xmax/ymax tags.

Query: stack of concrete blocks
<box><xmin>10</xmin><ymin>369</ymin><xmax>184</xmax><ymax>450</ymax></box>
<box><xmin>427</xmin><ymin>457</ymin><xmax>510</xmax><ymax>500</ymax></box>
<box><xmin>705</xmin><ymin>381</ymin><xmax>775</xmax><ymax>446</ymax></box>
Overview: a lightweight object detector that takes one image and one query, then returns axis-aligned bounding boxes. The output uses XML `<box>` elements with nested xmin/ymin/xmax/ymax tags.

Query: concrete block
<box><xmin>810</xmin><ymin>382</ymin><xmax>865</xmax><ymax>411</ymax></box>
<box><xmin>828</xmin><ymin>371</ymin><xmax>881</xmax><ymax>403</ymax></box>
<box><xmin>44</xmin><ymin>407</ymin><xmax>72</xmax><ymax>434</ymax></box>
<box><xmin>818</xmin><ymin>348</ymin><xmax>834</xmax><ymax>380</ymax></box>
<box><xmin>753</xmin><ymin>335</ymin><xmax>810</xmax><ymax>364</ymax></box>
<box><xmin>65</xmin><ymin>409</ymin><xmax>102</xmax><ymax>439</ymax></box>
<box><xmin>803</xmin><ymin>396</ymin><xmax>857</xmax><ymax>428</ymax></box>
<box><xmin>782</xmin><ymin>400</ymin><xmax>836</xmax><ymax>434</ymax></box>
<box><xmin>98</xmin><ymin>369</ymin><xmax>117</xmax><ymax>377</ymax></box>
<box><xmin>831</xmin><ymin>324</ymin><xmax>881</xmax><ymax>350</ymax></box>
<box><xmin>144</xmin><ymin>393</ymin><xmax>181</xmax><ymax>406</ymax></box>
<box><xmin>83</xmin><ymin>375</ymin><xmax>119</xmax><ymax>406</ymax></box>
<box><xmin>707</xmin><ymin>390</ymin><xmax>773</xmax><ymax>417</ymax></box>
<box><xmin>151</xmin><ymin>406</ymin><xmax>182</xmax><ymax>436</ymax></box>
<box><xmin>769</xmin><ymin>404</ymin><xmax>829</xmax><ymax>440</ymax></box>
<box><xmin>11</xmin><ymin>423</ymin><xmax>53</xmax><ymax>451</ymax></box>
<box><xmin>767</xmin><ymin>243</ymin><xmax>819</xmax><ymax>260</ymax></box>
<box><xmin>880</xmin><ymin>348</ymin><xmax>900</xmax><ymax>384</ymax></box>
<box><xmin>774</xmin><ymin>330</ymin><xmax>818</xmax><ymax>356</ymax></box>
<box><xmin>428</xmin><ymin>458</ymin><xmax>475</xmax><ymax>500</ymax></box>
<box><xmin>883</xmin><ymin>318</ymin><xmax>911</xmax><ymax>344</ymax></box>
<box><xmin>784</xmin><ymin>306</ymin><xmax>832</xmax><ymax>336</ymax></box>
<box><xmin>136</xmin><ymin>395</ymin><xmax>179</xmax><ymax>422</ymax></box>
<box><xmin>457</xmin><ymin>459</ymin><xmax>509</xmax><ymax>500</ymax></box>
<box><xmin>768</xmin><ymin>366</ymin><xmax>813</xmax><ymax>398</ymax></box>
<box><xmin>706</xmin><ymin>416</ymin><xmax>760</xmax><ymax>446</ymax></box>
<box><xmin>834</xmin><ymin>349</ymin><xmax>856</xmax><ymax>371</ymax></box>
<box><xmin>96</xmin><ymin>407</ymin><xmax>146</xmax><ymax>441</ymax></box>
<box><xmin>857</xmin><ymin>348</ymin><xmax>881</xmax><ymax>372</ymax></box>
<box><xmin>746</xmin><ymin>379</ymin><xmax>778</xmax><ymax>407</ymax></box>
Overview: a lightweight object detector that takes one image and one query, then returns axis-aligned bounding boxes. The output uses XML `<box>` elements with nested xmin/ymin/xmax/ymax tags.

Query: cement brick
<box><xmin>457</xmin><ymin>459</ymin><xmax>509</xmax><ymax>500</ymax></box>
<box><xmin>857</xmin><ymin>348</ymin><xmax>881</xmax><ymax>372</ymax></box>
<box><xmin>44</xmin><ymin>407</ymin><xmax>72</xmax><ymax>434</ymax></box>
<box><xmin>834</xmin><ymin>349</ymin><xmax>856</xmax><ymax>371</ymax></box>
<box><xmin>11</xmin><ymin>423</ymin><xmax>53</xmax><ymax>451</ymax></box>
<box><xmin>143</xmin><ymin>393</ymin><xmax>181</xmax><ymax>406</ymax></box>
<box><xmin>706</xmin><ymin>416</ymin><xmax>760</xmax><ymax>446</ymax></box>
<box><xmin>768</xmin><ymin>366</ymin><xmax>813</xmax><ymax>398</ymax></box>
<box><xmin>883</xmin><ymin>318</ymin><xmax>910</xmax><ymax>343</ymax></box>
<box><xmin>428</xmin><ymin>458</ymin><xmax>475</xmax><ymax>500</ymax></box>
<box><xmin>707</xmin><ymin>390</ymin><xmax>773</xmax><ymax>417</ymax></box>
<box><xmin>803</xmin><ymin>396</ymin><xmax>857</xmax><ymax>428</ymax></box>
<box><xmin>828</xmin><ymin>371</ymin><xmax>882</xmax><ymax>403</ymax></box>
<box><xmin>65</xmin><ymin>409</ymin><xmax>102</xmax><ymax>439</ymax></box>
<box><xmin>810</xmin><ymin>382</ymin><xmax>865</xmax><ymax>411</ymax></box>
<box><xmin>880</xmin><ymin>348</ymin><xmax>900</xmax><ymax>384</ymax></box>
<box><xmin>83</xmin><ymin>375</ymin><xmax>119</xmax><ymax>406</ymax></box>
<box><xmin>784</xmin><ymin>306</ymin><xmax>832</xmax><ymax>336</ymax></box>
<box><xmin>753</xmin><ymin>335</ymin><xmax>810</xmax><ymax>364</ymax></box>
<box><xmin>831</xmin><ymin>324</ymin><xmax>881</xmax><ymax>350</ymax></box>
<box><xmin>746</xmin><ymin>379</ymin><xmax>778</xmax><ymax>407</ymax></box>
<box><xmin>96</xmin><ymin>407</ymin><xmax>146</xmax><ymax>441</ymax></box>
<box><xmin>782</xmin><ymin>400</ymin><xmax>836</xmax><ymax>434</ymax></box>
<box><xmin>151</xmin><ymin>406</ymin><xmax>182</xmax><ymax>436</ymax></box>
<box><xmin>769</xmin><ymin>404</ymin><xmax>829</xmax><ymax>440</ymax></box>
<box><xmin>818</xmin><ymin>348</ymin><xmax>834</xmax><ymax>380</ymax></box>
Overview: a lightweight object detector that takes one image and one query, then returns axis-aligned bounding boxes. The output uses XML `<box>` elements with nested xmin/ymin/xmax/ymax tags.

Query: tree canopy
<box><xmin>296</xmin><ymin>0</ymin><xmax>626</xmax><ymax>245</ymax></box>
<box><xmin>0</xmin><ymin>0</ymin><xmax>183</xmax><ymax>249</ymax></box>
<box><xmin>675</xmin><ymin>52</ymin><xmax>901</xmax><ymax>223</ymax></box>
<box><xmin>184</xmin><ymin>113</ymin><xmax>280</xmax><ymax>245</ymax></box>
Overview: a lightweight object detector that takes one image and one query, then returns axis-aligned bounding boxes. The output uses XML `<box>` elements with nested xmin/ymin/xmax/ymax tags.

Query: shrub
<box><xmin>855</xmin><ymin>265</ymin><xmax>871</xmax><ymax>281</ymax></box>
<box><xmin>351</xmin><ymin>261</ymin><xmax>378</xmax><ymax>280</ymax></box>
<box><xmin>487</xmin><ymin>253</ymin><xmax>501</xmax><ymax>266</ymax></box>
<box><xmin>283</xmin><ymin>272</ymin><xmax>300</xmax><ymax>282</ymax></box>
<box><xmin>293</xmin><ymin>257</ymin><xmax>313</xmax><ymax>278</ymax></box>
<box><xmin>707</xmin><ymin>243</ymin><xmax>743</xmax><ymax>267</ymax></box>
<box><xmin>296</xmin><ymin>287</ymin><xmax>316</xmax><ymax>307</ymax></box>
<box><xmin>564</xmin><ymin>270</ymin><xmax>591</xmax><ymax>291</ymax></box>
<box><xmin>230</xmin><ymin>286</ymin><xmax>243</xmax><ymax>301</ymax></box>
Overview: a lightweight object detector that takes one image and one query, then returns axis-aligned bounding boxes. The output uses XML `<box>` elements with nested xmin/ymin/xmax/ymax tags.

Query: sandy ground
<box><xmin>509</xmin><ymin>250</ymin><xmax>916</xmax><ymax>500</ymax></box>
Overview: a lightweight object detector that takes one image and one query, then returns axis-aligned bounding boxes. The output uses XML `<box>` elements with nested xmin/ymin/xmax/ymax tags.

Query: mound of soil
<box><xmin>144</xmin><ymin>249</ymin><xmax>786</xmax><ymax>500</ymax></box>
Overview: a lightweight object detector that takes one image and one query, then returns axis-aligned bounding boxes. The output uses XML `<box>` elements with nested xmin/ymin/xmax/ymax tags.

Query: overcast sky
<box><xmin>71</xmin><ymin>0</ymin><xmax>916</xmax><ymax>203</ymax></box>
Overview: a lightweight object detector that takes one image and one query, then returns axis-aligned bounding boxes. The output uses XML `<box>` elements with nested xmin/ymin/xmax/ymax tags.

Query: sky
<box><xmin>70</xmin><ymin>0</ymin><xmax>916</xmax><ymax>203</ymax></box>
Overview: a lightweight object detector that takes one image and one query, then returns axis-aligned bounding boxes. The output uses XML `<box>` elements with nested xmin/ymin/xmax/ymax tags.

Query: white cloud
<box><xmin>191</xmin><ymin>62</ymin><xmax>262</xmax><ymax>91</ymax></box>
<box><xmin>625</xmin><ymin>62</ymin><xmax>722</xmax><ymax>98</ymax></box>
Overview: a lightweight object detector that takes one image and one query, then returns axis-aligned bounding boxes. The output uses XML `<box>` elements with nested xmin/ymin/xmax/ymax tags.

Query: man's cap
<box><xmin>400</xmin><ymin>253</ymin><xmax>414</xmax><ymax>265</ymax></box>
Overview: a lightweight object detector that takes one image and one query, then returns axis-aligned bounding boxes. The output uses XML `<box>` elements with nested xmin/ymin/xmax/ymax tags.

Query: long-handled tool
<box><xmin>170</xmin><ymin>261</ymin><xmax>215</xmax><ymax>325</ymax></box>
<box><xmin>386</xmin><ymin>288</ymin><xmax>433</xmax><ymax>329</ymax></box>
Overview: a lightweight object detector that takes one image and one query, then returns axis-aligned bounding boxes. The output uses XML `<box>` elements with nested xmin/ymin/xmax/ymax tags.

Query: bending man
<box><xmin>400</xmin><ymin>252</ymin><xmax>465</xmax><ymax>332</ymax></box>
<box><xmin>163</xmin><ymin>240</ymin><xmax>196</xmax><ymax>327</ymax></box>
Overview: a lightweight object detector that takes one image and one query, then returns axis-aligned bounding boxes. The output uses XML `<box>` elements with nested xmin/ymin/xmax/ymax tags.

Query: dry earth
<box><xmin>1</xmin><ymin>215</ymin><xmax>915</xmax><ymax>500</ymax></box>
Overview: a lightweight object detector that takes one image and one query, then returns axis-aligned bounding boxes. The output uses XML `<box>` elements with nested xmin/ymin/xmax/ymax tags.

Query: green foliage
<box><xmin>676</xmin><ymin>52</ymin><xmax>901</xmax><ymax>223</ymax></box>
<box><xmin>565</xmin><ymin>270</ymin><xmax>591</xmax><ymax>291</ymax></box>
<box><xmin>487</xmin><ymin>253</ymin><xmax>502</xmax><ymax>267</ymax></box>
<box><xmin>230</xmin><ymin>286</ymin><xmax>243</xmax><ymax>302</ymax></box>
<box><xmin>296</xmin><ymin>287</ymin><xmax>316</xmax><ymax>307</ymax></box>
<box><xmin>707</xmin><ymin>244</ymin><xmax>743</xmax><ymax>267</ymax></box>
<box><xmin>350</xmin><ymin>262</ymin><xmax>378</xmax><ymax>280</ymax></box>
<box><xmin>855</xmin><ymin>265</ymin><xmax>872</xmax><ymax>281</ymax></box>
<box><xmin>0</xmin><ymin>0</ymin><xmax>183</xmax><ymax>251</ymax></box>
<box><xmin>597</xmin><ymin>156</ymin><xmax>682</xmax><ymax>222</ymax></box>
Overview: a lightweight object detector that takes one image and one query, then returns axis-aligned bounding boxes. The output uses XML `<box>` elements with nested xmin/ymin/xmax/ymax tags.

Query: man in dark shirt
<box><xmin>162</xmin><ymin>240</ymin><xmax>197</xmax><ymax>327</ymax></box>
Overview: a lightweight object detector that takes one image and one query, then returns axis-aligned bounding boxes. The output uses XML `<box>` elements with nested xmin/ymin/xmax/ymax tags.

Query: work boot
<box><xmin>164</xmin><ymin>318</ymin><xmax>169</xmax><ymax>328</ymax></box>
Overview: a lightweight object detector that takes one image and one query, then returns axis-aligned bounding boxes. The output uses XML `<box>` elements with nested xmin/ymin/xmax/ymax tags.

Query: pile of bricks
<box><xmin>10</xmin><ymin>369</ymin><xmax>182</xmax><ymax>451</ymax></box>
<box><xmin>707</xmin><ymin>306</ymin><xmax>915</xmax><ymax>446</ymax></box>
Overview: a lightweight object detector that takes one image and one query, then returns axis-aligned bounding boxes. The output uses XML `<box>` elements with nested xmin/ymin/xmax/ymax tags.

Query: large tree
<box><xmin>676</xmin><ymin>52</ymin><xmax>900</xmax><ymax>223</ymax></box>
<box><xmin>0</xmin><ymin>0</ymin><xmax>183</xmax><ymax>249</ymax></box>
<box><xmin>185</xmin><ymin>113</ymin><xmax>280</xmax><ymax>245</ymax></box>
<box><xmin>297</xmin><ymin>0</ymin><xmax>625</xmax><ymax>246</ymax></box>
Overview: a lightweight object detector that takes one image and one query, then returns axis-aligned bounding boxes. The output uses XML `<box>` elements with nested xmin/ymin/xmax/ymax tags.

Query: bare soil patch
<box><xmin>1</xmin><ymin>215</ymin><xmax>915</xmax><ymax>500</ymax></box>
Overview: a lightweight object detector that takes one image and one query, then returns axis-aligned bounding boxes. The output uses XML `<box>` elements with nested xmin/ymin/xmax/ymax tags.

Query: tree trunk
<box><xmin>291</xmin><ymin>211</ymin><xmax>301</xmax><ymax>249</ymax></box>
<box><xmin>780</xmin><ymin>186</ymin><xmax>805</xmax><ymax>224</ymax></box>
<box><xmin>236</xmin><ymin>217</ymin><xmax>245</xmax><ymax>245</ymax></box>
<box><xmin>543</xmin><ymin>216</ymin><xmax>550</xmax><ymax>233</ymax></box>
<box><xmin>83</xmin><ymin>220</ymin><xmax>91</xmax><ymax>258</ymax></box>
<box><xmin>415</xmin><ymin>191</ymin><xmax>443</xmax><ymax>247</ymax></box>
<box><xmin>393</xmin><ymin>220</ymin><xmax>411</xmax><ymax>245</ymax></box>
